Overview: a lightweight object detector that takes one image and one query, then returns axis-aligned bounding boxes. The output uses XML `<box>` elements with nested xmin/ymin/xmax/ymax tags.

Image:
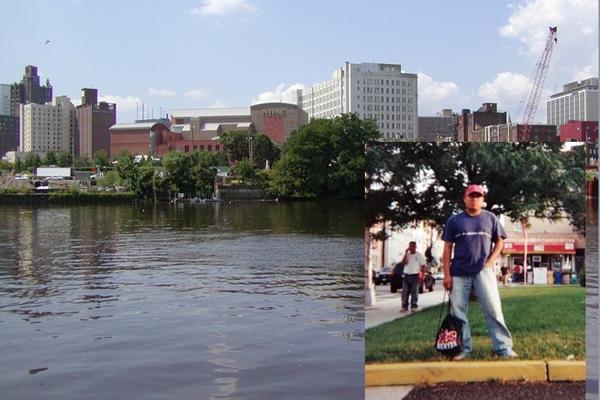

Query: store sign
<box><xmin>502</xmin><ymin>241</ymin><xmax>576</xmax><ymax>254</ymax></box>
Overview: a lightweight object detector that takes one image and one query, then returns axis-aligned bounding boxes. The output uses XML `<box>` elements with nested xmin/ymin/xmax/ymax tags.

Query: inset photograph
<box><xmin>365</xmin><ymin>142</ymin><xmax>586</xmax><ymax>399</ymax></box>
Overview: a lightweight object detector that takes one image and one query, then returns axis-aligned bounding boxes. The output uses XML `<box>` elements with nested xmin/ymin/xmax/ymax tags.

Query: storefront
<box><xmin>502</xmin><ymin>239</ymin><xmax>577</xmax><ymax>284</ymax></box>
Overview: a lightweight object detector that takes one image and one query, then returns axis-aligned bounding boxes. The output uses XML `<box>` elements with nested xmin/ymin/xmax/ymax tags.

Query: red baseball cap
<box><xmin>465</xmin><ymin>184</ymin><xmax>485</xmax><ymax>196</ymax></box>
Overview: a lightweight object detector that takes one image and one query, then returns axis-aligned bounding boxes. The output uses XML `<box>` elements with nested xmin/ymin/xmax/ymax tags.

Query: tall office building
<box><xmin>0</xmin><ymin>84</ymin><xmax>18</xmax><ymax>156</ymax></box>
<box><xmin>546</xmin><ymin>78</ymin><xmax>598</xmax><ymax>127</ymax></box>
<box><xmin>20</xmin><ymin>96</ymin><xmax>76</xmax><ymax>156</ymax></box>
<box><xmin>76</xmin><ymin>88</ymin><xmax>117</xmax><ymax>159</ymax></box>
<box><xmin>0</xmin><ymin>84</ymin><xmax>11</xmax><ymax>116</ymax></box>
<box><xmin>298</xmin><ymin>62</ymin><xmax>418</xmax><ymax>141</ymax></box>
<box><xmin>10</xmin><ymin>65</ymin><xmax>53</xmax><ymax>117</ymax></box>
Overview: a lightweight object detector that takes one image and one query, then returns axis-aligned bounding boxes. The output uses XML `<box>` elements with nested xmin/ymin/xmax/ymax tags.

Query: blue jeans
<box><xmin>402</xmin><ymin>274</ymin><xmax>419</xmax><ymax>309</ymax></box>
<box><xmin>450</xmin><ymin>266</ymin><xmax>513</xmax><ymax>355</ymax></box>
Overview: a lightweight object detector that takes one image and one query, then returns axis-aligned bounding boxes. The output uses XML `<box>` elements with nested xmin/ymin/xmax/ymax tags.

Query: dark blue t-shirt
<box><xmin>442</xmin><ymin>210</ymin><xmax>507</xmax><ymax>276</ymax></box>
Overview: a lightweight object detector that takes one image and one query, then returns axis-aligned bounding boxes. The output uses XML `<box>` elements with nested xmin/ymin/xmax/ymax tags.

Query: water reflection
<box><xmin>0</xmin><ymin>201</ymin><xmax>364</xmax><ymax>400</ymax></box>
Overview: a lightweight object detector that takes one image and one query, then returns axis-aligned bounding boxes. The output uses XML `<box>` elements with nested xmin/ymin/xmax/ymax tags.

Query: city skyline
<box><xmin>1</xmin><ymin>0</ymin><xmax>596</xmax><ymax>124</ymax></box>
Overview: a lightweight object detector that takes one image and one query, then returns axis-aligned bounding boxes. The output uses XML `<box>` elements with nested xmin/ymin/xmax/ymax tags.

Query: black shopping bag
<box><xmin>434</xmin><ymin>291</ymin><xmax>463</xmax><ymax>358</ymax></box>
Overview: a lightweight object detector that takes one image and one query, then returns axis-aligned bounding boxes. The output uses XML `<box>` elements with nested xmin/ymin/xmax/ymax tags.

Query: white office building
<box><xmin>298</xmin><ymin>62</ymin><xmax>418</xmax><ymax>141</ymax></box>
<box><xmin>20</xmin><ymin>96</ymin><xmax>76</xmax><ymax>155</ymax></box>
<box><xmin>546</xmin><ymin>77</ymin><xmax>598</xmax><ymax>126</ymax></box>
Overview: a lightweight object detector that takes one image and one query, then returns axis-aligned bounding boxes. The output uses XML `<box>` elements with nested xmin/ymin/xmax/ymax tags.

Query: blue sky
<box><xmin>1</xmin><ymin>0</ymin><xmax>597</xmax><ymax>123</ymax></box>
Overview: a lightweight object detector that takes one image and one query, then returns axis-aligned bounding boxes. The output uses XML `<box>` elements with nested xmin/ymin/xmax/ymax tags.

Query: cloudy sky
<box><xmin>1</xmin><ymin>0</ymin><xmax>596</xmax><ymax>123</ymax></box>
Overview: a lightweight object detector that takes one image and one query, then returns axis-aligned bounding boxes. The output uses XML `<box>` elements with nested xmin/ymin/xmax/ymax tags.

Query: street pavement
<box><xmin>366</xmin><ymin>284</ymin><xmax>447</xmax><ymax>329</ymax></box>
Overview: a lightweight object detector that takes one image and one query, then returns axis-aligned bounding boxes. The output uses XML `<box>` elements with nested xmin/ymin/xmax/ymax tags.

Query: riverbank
<box><xmin>0</xmin><ymin>192</ymin><xmax>136</xmax><ymax>205</ymax></box>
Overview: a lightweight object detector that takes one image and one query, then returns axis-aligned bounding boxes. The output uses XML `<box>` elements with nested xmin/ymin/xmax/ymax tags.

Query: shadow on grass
<box><xmin>365</xmin><ymin>286</ymin><xmax>585</xmax><ymax>363</ymax></box>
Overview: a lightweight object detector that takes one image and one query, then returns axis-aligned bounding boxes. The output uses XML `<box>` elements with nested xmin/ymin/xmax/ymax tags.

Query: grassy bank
<box><xmin>366</xmin><ymin>286</ymin><xmax>584</xmax><ymax>363</ymax></box>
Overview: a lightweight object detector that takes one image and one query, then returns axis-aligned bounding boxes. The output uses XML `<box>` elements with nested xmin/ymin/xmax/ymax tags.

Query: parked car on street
<box><xmin>390</xmin><ymin>262</ymin><xmax>404</xmax><ymax>293</ymax></box>
<box><xmin>374</xmin><ymin>267</ymin><xmax>393</xmax><ymax>285</ymax></box>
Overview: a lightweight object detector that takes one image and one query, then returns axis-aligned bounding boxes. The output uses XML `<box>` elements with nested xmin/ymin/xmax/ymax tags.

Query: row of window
<box><xmin>360</xmin><ymin>78</ymin><xmax>414</xmax><ymax>87</ymax></box>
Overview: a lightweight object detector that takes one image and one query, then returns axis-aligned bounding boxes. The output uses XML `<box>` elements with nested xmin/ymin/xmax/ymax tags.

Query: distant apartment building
<box><xmin>547</xmin><ymin>78</ymin><xmax>598</xmax><ymax>127</ymax></box>
<box><xmin>19</xmin><ymin>96</ymin><xmax>76</xmax><ymax>156</ymax></box>
<box><xmin>456</xmin><ymin>103</ymin><xmax>507</xmax><ymax>142</ymax></box>
<box><xmin>76</xmin><ymin>88</ymin><xmax>117</xmax><ymax>159</ymax></box>
<box><xmin>298</xmin><ymin>62</ymin><xmax>418</xmax><ymax>141</ymax></box>
<box><xmin>10</xmin><ymin>65</ymin><xmax>53</xmax><ymax>117</ymax></box>
<box><xmin>418</xmin><ymin>109</ymin><xmax>456</xmax><ymax>142</ymax></box>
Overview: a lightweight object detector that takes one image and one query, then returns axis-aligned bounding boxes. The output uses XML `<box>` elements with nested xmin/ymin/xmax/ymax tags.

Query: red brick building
<box><xmin>559</xmin><ymin>120</ymin><xmax>598</xmax><ymax>166</ymax></box>
<box><xmin>110</xmin><ymin>119</ymin><xmax>223</xmax><ymax>158</ymax></box>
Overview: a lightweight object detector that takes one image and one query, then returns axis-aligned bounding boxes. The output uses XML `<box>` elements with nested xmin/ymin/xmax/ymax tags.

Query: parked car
<box><xmin>374</xmin><ymin>267</ymin><xmax>393</xmax><ymax>285</ymax></box>
<box><xmin>390</xmin><ymin>262</ymin><xmax>404</xmax><ymax>293</ymax></box>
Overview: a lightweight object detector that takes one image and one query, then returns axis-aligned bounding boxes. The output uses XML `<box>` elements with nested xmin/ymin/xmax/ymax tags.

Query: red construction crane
<box><xmin>519</xmin><ymin>26</ymin><xmax>558</xmax><ymax>140</ymax></box>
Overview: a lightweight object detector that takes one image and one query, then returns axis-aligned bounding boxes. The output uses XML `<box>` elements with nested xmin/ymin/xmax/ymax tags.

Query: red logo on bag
<box><xmin>437</xmin><ymin>329</ymin><xmax>458</xmax><ymax>349</ymax></box>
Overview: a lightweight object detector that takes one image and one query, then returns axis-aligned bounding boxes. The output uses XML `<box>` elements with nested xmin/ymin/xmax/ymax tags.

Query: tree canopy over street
<box><xmin>365</xmin><ymin>142</ymin><xmax>585</xmax><ymax>235</ymax></box>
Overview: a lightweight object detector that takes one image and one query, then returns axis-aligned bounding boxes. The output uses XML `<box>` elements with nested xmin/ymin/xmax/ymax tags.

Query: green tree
<box><xmin>44</xmin><ymin>151</ymin><xmax>57</xmax><ymax>166</ymax></box>
<box><xmin>56</xmin><ymin>150</ymin><xmax>73</xmax><ymax>167</ymax></box>
<box><xmin>14</xmin><ymin>158</ymin><xmax>24</xmax><ymax>173</ymax></box>
<box><xmin>74</xmin><ymin>156</ymin><xmax>91</xmax><ymax>168</ymax></box>
<box><xmin>365</xmin><ymin>142</ymin><xmax>585</xmax><ymax>236</ymax></box>
<box><xmin>230</xmin><ymin>159</ymin><xmax>256</xmax><ymax>183</ymax></box>
<box><xmin>252</xmin><ymin>134</ymin><xmax>280</xmax><ymax>169</ymax></box>
<box><xmin>219</xmin><ymin>130</ymin><xmax>250</xmax><ymax>162</ymax></box>
<box><xmin>115</xmin><ymin>151</ymin><xmax>137</xmax><ymax>191</ymax></box>
<box><xmin>92</xmin><ymin>149</ymin><xmax>109</xmax><ymax>169</ymax></box>
<box><xmin>97</xmin><ymin>170</ymin><xmax>122</xmax><ymax>187</ymax></box>
<box><xmin>269</xmin><ymin>114</ymin><xmax>379</xmax><ymax>199</ymax></box>
<box><xmin>162</xmin><ymin>151</ymin><xmax>195</xmax><ymax>196</ymax></box>
<box><xmin>191</xmin><ymin>151</ymin><xmax>219</xmax><ymax>197</ymax></box>
<box><xmin>23</xmin><ymin>152</ymin><xmax>42</xmax><ymax>173</ymax></box>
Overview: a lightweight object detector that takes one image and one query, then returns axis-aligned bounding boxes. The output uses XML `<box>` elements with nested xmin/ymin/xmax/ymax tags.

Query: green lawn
<box><xmin>366</xmin><ymin>286</ymin><xmax>585</xmax><ymax>363</ymax></box>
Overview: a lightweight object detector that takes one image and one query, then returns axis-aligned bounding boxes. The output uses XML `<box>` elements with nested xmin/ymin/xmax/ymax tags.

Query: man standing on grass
<box><xmin>400</xmin><ymin>241</ymin><xmax>426</xmax><ymax>313</ymax></box>
<box><xmin>442</xmin><ymin>184</ymin><xmax>517</xmax><ymax>361</ymax></box>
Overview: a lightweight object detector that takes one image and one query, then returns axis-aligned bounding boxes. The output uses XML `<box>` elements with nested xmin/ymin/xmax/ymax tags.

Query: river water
<box><xmin>0</xmin><ymin>201</ymin><xmax>364</xmax><ymax>400</ymax></box>
<box><xmin>587</xmin><ymin>197</ymin><xmax>599</xmax><ymax>400</ymax></box>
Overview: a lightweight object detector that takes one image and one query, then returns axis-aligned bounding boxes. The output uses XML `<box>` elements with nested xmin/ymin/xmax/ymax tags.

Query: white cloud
<box><xmin>478</xmin><ymin>72</ymin><xmax>530</xmax><ymax>104</ymax></box>
<box><xmin>417</xmin><ymin>72</ymin><xmax>465</xmax><ymax>115</ymax></box>
<box><xmin>183</xmin><ymin>87</ymin><xmax>208</xmax><ymax>100</ymax></box>
<box><xmin>99</xmin><ymin>95</ymin><xmax>141</xmax><ymax>111</ymax></box>
<box><xmin>251</xmin><ymin>83</ymin><xmax>305</xmax><ymax>105</ymax></box>
<box><xmin>210</xmin><ymin>100</ymin><xmax>229</xmax><ymax>108</ymax></box>
<box><xmin>477</xmin><ymin>72</ymin><xmax>553</xmax><ymax>123</ymax></box>
<box><xmin>499</xmin><ymin>0</ymin><xmax>597</xmax><ymax>82</ymax></box>
<box><xmin>190</xmin><ymin>0</ymin><xmax>255</xmax><ymax>16</ymax></box>
<box><xmin>148</xmin><ymin>87</ymin><xmax>176</xmax><ymax>97</ymax></box>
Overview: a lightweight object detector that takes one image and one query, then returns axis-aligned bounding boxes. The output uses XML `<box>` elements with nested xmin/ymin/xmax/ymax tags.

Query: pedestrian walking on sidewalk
<box><xmin>400</xmin><ymin>241</ymin><xmax>426</xmax><ymax>313</ymax></box>
<box><xmin>442</xmin><ymin>184</ymin><xmax>518</xmax><ymax>361</ymax></box>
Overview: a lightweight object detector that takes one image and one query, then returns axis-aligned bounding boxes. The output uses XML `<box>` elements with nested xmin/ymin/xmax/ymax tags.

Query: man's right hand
<box><xmin>443</xmin><ymin>275</ymin><xmax>452</xmax><ymax>291</ymax></box>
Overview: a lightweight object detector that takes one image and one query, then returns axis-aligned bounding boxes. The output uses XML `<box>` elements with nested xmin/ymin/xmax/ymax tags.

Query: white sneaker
<box><xmin>452</xmin><ymin>352</ymin><xmax>468</xmax><ymax>361</ymax></box>
<box><xmin>498</xmin><ymin>349</ymin><xmax>519</xmax><ymax>359</ymax></box>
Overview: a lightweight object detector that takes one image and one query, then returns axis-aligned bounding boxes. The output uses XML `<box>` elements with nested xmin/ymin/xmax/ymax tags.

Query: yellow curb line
<box><xmin>365</xmin><ymin>360</ymin><xmax>585</xmax><ymax>387</ymax></box>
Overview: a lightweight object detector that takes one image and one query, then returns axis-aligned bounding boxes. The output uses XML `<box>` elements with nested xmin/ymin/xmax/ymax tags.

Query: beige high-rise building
<box><xmin>298</xmin><ymin>62</ymin><xmax>418</xmax><ymax>141</ymax></box>
<box><xmin>19</xmin><ymin>96</ymin><xmax>76</xmax><ymax>156</ymax></box>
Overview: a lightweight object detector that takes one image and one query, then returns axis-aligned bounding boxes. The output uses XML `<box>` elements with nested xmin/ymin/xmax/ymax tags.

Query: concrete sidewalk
<box><xmin>366</xmin><ymin>285</ymin><xmax>447</xmax><ymax>329</ymax></box>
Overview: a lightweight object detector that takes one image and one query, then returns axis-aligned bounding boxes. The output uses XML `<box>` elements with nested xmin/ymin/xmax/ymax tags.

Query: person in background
<box><xmin>400</xmin><ymin>241</ymin><xmax>426</xmax><ymax>313</ymax></box>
